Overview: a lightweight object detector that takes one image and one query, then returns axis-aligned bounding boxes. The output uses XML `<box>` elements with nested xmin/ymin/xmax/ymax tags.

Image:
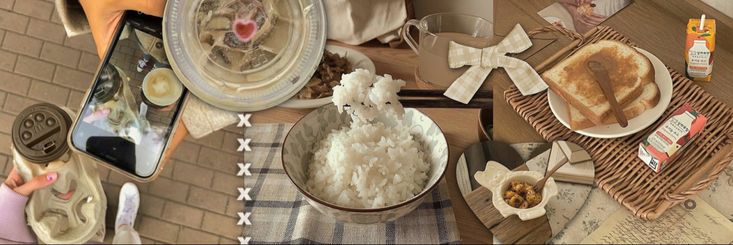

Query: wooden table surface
<box><xmin>248</xmin><ymin>1</ymin><xmax>733</xmax><ymax>244</ymax></box>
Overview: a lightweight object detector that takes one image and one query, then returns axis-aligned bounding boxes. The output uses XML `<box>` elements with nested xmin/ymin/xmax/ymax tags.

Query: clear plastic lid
<box><xmin>164</xmin><ymin>0</ymin><xmax>326</xmax><ymax>111</ymax></box>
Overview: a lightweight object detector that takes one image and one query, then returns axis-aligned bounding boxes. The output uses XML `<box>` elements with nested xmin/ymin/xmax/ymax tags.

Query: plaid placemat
<box><xmin>242</xmin><ymin>124</ymin><xmax>461</xmax><ymax>244</ymax></box>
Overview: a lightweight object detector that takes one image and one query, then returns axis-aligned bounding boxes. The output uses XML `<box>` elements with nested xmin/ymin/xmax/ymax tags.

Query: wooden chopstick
<box><xmin>397</xmin><ymin>89</ymin><xmax>492</xmax><ymax>99</ymax></box>
<box><xmin>395</xmin><ymin>89</ymin><xmax>492</xmax><ymax>109</ymax></box>
<box><xmin>399</xmin><ymin>98</ymin><xmax>492</xmax><ymax>109</ymax></box>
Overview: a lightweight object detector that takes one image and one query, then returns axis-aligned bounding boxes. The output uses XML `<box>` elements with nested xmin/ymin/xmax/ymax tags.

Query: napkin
<box><xmin>181</xmin><ymin>96</ymin><xmax>238</xmax><ymax>139</ymax></box>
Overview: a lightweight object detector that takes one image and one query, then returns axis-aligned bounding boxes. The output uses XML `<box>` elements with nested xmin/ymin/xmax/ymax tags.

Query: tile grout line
<box><xmin>12</xmin><ymin>53</ymin><xmax>56</xmax><ymax>80</ymax></box>
<box><xmin>138</xmin><ymin>214</ymin><xmax>235</xmax><ymax>242</ymax></box>
<box><xmin>40</xmin><ymin>42</ymin><xmax>84</xmax><ymax>68</ymax></box>
<box><xmin>3</xmin><ymin>52</ymin><xmax>90</xmax><ymax>92</ymax></box>
<box><xmin>20</xmin><ymin>7</ymin><xmax>30</xmax><ymax>36</ymax></box>
<box><xmin>104</xmin><ymin>181</ymin><xmax>235</xmax><ymax>217</ymax></box>
<box><xmin>0</xmin><ymin>90</ymin><xmax>6</xmax><ymax>108</ymax></box>
<box><xmin>74</xmin><ymin>47</ymin><xmax>86</xmax><ymax>71</ymax></box>
<box><xmin>13</xmin><ymin>1</ymin><xmax>55</xmax><ymax>23</ymax></box>
<box><xmin>9</xmin><ymin>54</ymin><xmax>30</xmax><ymax>95</ymax></box>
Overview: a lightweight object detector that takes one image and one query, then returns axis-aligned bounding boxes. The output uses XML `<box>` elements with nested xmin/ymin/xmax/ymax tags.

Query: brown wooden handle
<box><xmin>587</xmin><ymin>60</ymin><xmax>629</xmax><ymax>127</ymax></box>
<box><xmin>529</xmin><ymin>26</ymin><xmax>598</xmax><ymax>73</ymax></box>
<box><xmin>665</xmin><ymin>141</ymin><xmax>733</xmax><ymax>201</ymax></box>
<box><xmin>535</xmin><ymin>156</ymin><xmax>568</xmax><ymax>192</ymax></box>
<box><xmin>527</xmin><ymin>25</ymin><xmax>584</xmax><ymax>40</ymax></box>
<box><xmin>545</xmin><ymin>156</ymin><xmax>568</xmax><ymax>178</ymax></box>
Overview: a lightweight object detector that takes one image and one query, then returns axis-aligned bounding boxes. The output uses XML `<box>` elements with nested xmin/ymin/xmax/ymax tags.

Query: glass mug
<box><xmin>402</xmin><ymin>13</ymin><xmax>494</xmax><ymax>88</ymax></box>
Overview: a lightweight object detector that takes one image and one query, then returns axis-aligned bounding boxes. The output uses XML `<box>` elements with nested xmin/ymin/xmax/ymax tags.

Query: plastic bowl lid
<box><xmin>164</xmin><ymin>0</ymin><xmax>326</xmax><ymax>111</ymax></box>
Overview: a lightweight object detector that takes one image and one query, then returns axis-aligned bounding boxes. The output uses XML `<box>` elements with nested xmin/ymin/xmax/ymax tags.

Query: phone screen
<box><xmin>71</xmin><ymin>11</ymin><xmax>186</xmax><ymax>178</ymax></box>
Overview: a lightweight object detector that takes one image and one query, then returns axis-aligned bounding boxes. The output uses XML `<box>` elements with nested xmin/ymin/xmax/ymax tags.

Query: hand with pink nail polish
<box><xmin>3</xmin><ymin>166</ymin><xmax>58</xmax><ymax>197</ymax></box>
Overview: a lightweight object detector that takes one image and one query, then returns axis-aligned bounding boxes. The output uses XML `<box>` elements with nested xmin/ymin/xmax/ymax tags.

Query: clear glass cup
<box><xmin>402</xmin><ymin>13</ymin><xmax>494</xmax><ymax>88</ymax></box>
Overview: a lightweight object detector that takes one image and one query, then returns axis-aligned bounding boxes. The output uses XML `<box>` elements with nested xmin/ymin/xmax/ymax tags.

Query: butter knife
<box><xmin>587</xmin><ymin>60</ymin><xmax>629</xmax><ymax>127</ymax></box>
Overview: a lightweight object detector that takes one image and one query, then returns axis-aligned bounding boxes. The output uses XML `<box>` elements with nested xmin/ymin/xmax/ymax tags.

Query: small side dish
<box><xmin>296</xmin><ymin>50</ymin><xmax>353</xmax><ymax>99</ymax></box>
<box><xmin>474</xmin><ymin>161</ymin><xmax>558</xmax><ymax>221</ymax></box>
<box><xmin>503</xmin><ymin>180</ymin><xmax>542</xmax><ymax>209</ymax></box>
<box><xmin>280</xmin><ymin>45</ymin><xmax>375</xmax><ymax>109</ymax></box>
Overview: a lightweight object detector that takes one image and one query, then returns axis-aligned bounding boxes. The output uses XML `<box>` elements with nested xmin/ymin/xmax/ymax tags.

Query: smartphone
<box><xmin>69</xmin><ymin>11</ymin><xmax>187</xmax><ymax>182</ymax></box>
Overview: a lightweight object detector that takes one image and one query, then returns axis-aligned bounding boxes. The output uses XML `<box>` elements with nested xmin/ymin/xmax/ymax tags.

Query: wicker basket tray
<box><xmin>506</xmin><ymin>26</ymin><xmax>733</xmax><ymax>220</ymax></box>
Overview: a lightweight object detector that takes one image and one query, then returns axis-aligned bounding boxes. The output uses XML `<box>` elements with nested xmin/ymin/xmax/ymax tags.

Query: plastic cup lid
<box><xmin>11</xmin><ymin>103</ymin><xmax>72</xmax><ymax>164</ymax></box>
<box><xmin>93</xmin><ymin>66</ymin><xmax>122</xmax><ymax>103</ymax></box>
<box><xmin>164</xmin><ymin>0</ymin><xmax>326</xmax><ymax>111</ymax></box>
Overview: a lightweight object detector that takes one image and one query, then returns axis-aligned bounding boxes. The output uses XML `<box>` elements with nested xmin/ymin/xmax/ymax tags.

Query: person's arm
<box><xmin>79</xmin><ymin>0</ymin><xmax>166</xmax><ymax>58</ymax></box>
<box><xmin>0</xmin><ymin>167</ymin><xmax>58</xmax><ymax>244</ymax></box>
<box><xmin>556</xmin><ymin>0</ymin><xmax>578</xmax><ymax>5</ymax></box>
<box><xmin>114</xmin><ymin>0</ymin><xmax>166</xmax><ymax>17</ymax></box>
<box><xmin>0</xmin><ymin>184</ymin><xmax>36</xmax><ymax>244</ymax></box>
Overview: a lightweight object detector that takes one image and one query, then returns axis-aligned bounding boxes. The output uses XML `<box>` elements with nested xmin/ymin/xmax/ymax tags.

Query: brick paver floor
<box><xmin>0</xmin><ymin>0</ymin><xmax>245</xmax><ymax>243</ymax></box>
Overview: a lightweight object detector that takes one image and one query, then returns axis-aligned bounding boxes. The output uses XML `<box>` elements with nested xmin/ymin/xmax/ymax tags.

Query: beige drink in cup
<box><xmin>403</xmin><ymin>13</ymin><xmax>494</xmax><ymax>88</ymax></box>
<box><xmin>142</xmin><ymin>68</ymin><xmax>184</xmax><ymax>110</ymax></box>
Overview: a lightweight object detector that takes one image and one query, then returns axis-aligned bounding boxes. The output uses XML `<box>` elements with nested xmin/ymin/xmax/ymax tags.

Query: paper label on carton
<box><xmin>687</xmin><ymin>40</ymin><xmax>712</xmax><ymax>77</ymax></box>
<box><xmin>647</xmin><ymin>112</ymin><xmax>696</xmax><ymax>157</ymax></box>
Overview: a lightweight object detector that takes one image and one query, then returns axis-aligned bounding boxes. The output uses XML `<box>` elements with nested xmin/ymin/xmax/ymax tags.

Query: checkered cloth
<box><xmin>444</xmin><ymin>24</ymin><xmax>547</xmax><ymax>104</ymax></box>
<box><xmin>242</xmin><ymin>124</ymin><xmax>461</xmax><ymax>244</ymax></box>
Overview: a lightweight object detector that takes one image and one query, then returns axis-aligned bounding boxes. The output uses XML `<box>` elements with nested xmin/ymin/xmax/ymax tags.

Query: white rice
<box><xmin>305</xmin><ymin>69</ymin><xmax>430</xmax><ymax>208</ymax></box>
<box><xmin>332</xmin><ymin>69</ymin><xmax>405</xmax><ymax>122</ymax></box>
<box><xmin>305</xmin><ymin>121</ymin><xmax>430</xmax><ymax>208</ymax></box>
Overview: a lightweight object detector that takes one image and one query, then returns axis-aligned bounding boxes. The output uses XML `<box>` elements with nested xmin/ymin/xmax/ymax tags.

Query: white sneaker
<box><xmin>115</xmin><ymin>182</ymin><xmax>140</xmax><ymax>232</ymax></box>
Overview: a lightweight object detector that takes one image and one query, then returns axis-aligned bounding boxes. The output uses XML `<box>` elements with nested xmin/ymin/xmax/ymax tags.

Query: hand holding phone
<box><xmin>70</xmin><ymin>12</ymin><xmax>187</xmax><ymax>182</ymax></box>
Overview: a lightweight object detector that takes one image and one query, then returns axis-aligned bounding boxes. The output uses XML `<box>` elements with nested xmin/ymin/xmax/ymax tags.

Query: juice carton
<box><xmin>685</xmin><ymin>15</ymin><xmax>715</xmax><ymax>82</ymax></box>
<box><xmin>638</xmin><ymin>104</ymin><xmax>707</xmax><ymax>173</ymax></box>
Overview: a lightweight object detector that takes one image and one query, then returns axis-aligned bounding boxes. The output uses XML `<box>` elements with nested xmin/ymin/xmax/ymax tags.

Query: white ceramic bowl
<box><xmin>475</xmin><ymin>161</ymin><xmax>558</xmax><ymax>221</ymax></box>
<box><xmin>281</xmin><ymin>105</ymin><xmax>448</xmax><ymax>223</ymax></box>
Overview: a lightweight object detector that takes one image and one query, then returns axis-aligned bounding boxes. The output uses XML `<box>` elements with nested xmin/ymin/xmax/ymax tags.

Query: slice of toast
<box><xmin>568</xmin><ymin>81</ymin><xmax>660</xmax><ymax>130</ymax></box>
<box><xmin>543</xmin><ymin>40</ymin><xmax>654</xmax><ymax>125</ymax></box>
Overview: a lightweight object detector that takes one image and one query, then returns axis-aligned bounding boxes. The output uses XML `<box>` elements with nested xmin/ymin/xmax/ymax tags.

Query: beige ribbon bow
<box><xmin>444</xmin><ymin>24</ymin><xmax>547</xmax><ymax>104</ymax></box>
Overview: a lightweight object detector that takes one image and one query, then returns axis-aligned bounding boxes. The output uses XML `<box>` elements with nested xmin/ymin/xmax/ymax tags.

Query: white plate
<box><xmin>279</xmin><ymin>45</ymin><xmax>376</xmax><ymax>109</ymax></box>
<box><xmin>547</xmin><ymin>47</ymin><xmax>673</xmax><ymax>138</ymax></box>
